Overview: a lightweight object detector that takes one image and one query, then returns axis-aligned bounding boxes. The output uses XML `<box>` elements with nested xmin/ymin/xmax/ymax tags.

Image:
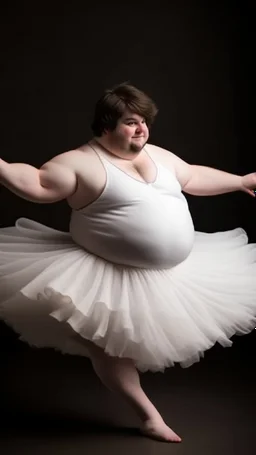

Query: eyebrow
<box><xmin>123</xmin><ymin>117</ymin><xmax>144</xmax><ymax>122</ymax></box>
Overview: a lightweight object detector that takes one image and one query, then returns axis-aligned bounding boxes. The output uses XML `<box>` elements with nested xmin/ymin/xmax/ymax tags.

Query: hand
<box><xmin>241</xmin><ymin>172</ymin><xmax>256</xmax><ymax>197</ymax></box>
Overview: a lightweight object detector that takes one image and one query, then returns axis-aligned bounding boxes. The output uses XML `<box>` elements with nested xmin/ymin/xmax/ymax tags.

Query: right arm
<box><xmin>0</xmin><ymin>153</ymin><xmax>78</xmax><ymax>203</ymax></box>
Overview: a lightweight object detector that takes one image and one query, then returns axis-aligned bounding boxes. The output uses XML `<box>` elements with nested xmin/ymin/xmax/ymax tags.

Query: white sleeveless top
<box><xmin>69</xmin><ymin>148</ymin><xmax>195</xmax><ymax>269</ymax></box>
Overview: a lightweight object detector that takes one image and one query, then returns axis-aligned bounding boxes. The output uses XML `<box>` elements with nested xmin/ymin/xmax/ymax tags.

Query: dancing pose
<box><xmin>0</xmin><ymin>83</ymin><xmax>256</xmax><ymax>442</ymax></box>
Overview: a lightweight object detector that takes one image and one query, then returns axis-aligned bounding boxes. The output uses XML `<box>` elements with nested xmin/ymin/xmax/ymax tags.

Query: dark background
<box><xmin>0</xmin><ymin>2</ymin><xmax>255</xmax><ymax>453</ymax></box>
<box><xmin>0</xmin><ymin>1</ymin><xmax>255</xmax><ymax>236</ymax></box>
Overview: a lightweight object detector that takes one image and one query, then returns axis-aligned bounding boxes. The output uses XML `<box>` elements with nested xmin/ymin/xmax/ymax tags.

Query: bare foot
<box><xmin>140</xmin><ymin>418</ymin><xmax>182</xmax><ymax>443</ymax></box>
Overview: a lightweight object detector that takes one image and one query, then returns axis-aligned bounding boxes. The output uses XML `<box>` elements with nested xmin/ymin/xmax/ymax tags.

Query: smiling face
<box><xmin>100</xmin><ymin>110</ymin><xmax>149</xmax><ymax>159</ymax></box>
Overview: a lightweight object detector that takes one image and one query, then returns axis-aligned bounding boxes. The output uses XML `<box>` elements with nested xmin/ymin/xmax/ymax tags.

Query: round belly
<box><xmin>112</xmin><ymin>206</ymin><xmax>194</xmax><ymax>268</ymax></box>
<box><xmin>70</xmin><ymin>201</ymin><xmax>195</xmax><ymax>269</ymax></box>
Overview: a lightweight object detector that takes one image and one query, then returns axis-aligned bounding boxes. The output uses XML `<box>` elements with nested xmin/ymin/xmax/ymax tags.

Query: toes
<box><xmin>141</xmin><ymin>427</ymin><xmax>182</xmax><ymax>443</ymax></box>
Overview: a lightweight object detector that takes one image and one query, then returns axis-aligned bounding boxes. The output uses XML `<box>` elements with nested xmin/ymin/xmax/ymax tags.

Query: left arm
<box><xmin>148</xmin><ymin>145</ymin><xmax>256</xmax><ymax>198</ymax></box>
<box><xmin>184</xmin><ymin>165</ymin><xmax>242</xmax><ymax>196</ymax></box>
<box><xmin>184</xmin><ymin>166</ymin><xmax>256</xmax><ymax>198</ymax></box>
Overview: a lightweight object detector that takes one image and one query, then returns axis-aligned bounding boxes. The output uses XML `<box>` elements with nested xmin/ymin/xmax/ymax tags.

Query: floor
<box><xmin>0</xmin><ymin>324</ymin><xmax>255</xmax><ymax>455</ymax></box>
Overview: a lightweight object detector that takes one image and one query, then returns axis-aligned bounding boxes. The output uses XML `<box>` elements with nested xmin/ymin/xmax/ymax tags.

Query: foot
<box><xmin>140</xmin><ymin>418</ymin><xmax>182</xmax><ymax>443</ymax></box>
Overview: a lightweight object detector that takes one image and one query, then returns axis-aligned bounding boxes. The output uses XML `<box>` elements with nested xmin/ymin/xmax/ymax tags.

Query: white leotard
<box><xmin>69</xmin><ymin>151</ymin><xmax>195</xmax><ymax>269</ymax></box>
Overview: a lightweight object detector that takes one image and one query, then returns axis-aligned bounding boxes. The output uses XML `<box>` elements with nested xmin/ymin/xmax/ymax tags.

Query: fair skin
<box><xmin>0</xmin><ymin>110</ymin><xmax>256</xmax><ymax>443</ymax></box>
<box><xmin>0</xmin><ymin>111</ymin><xmax>255</xmax><ymax>209</ymax></box>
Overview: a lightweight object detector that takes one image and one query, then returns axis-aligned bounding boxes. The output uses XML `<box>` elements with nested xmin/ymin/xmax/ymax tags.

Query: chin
<box><xmin>130</xmin><ymin>140</ymin><xmax>147</xmax><ymax>153</ymax></box>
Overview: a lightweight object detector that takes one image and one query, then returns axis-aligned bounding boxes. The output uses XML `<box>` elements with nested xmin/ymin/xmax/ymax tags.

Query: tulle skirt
<box><xmin>0</xmin><ymin>217</ymin><xmax>255</xmax><ymax>372</ymax></box>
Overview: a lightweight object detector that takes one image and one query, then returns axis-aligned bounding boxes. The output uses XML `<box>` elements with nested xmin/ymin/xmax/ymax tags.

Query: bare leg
<box><xmin>86</xmin><ymin>341</ymin><xmax>181</xmax><ymax>443</ymax></box>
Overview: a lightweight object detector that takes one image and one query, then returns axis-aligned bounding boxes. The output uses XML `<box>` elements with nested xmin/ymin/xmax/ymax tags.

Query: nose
<box><xmin>135</xmin><ymin>122</ymin><xmax>144</xmax><ymax>134</ymax></box>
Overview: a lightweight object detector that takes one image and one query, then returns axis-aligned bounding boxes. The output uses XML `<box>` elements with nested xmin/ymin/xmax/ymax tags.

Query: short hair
<box><xmin>91</xmin><ymin>82</ymin><xmax>158</xmax><ymax>136</ymax></box>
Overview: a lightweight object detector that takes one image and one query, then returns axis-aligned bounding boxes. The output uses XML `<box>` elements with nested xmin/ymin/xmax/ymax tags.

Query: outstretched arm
<box><xmin>183</xmin><ymin>165</ymin><xmax>243</xmax><ymax>196</ymax></box>
<box><xmin>182</xmin><ymin>165</ymin><xmax>256</xmax><ymax>198</ymax></box>
<box><xmin>148</xmin><ymin>144</ymin><xmax>256</xmax><ymax>198</ymax></box>
<box><xmin>0</xmin><ymin>154</ymin><xmax>77</xmax><ymax>203</ymax></box>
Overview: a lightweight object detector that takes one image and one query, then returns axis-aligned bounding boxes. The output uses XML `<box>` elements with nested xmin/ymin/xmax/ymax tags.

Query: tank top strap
<box><xmin>88</xmin><ymin>140</ymin><xmax>159</xmax><ymax>186</ymax></box>
<box><xmin>87</xmin><ymin>140</ymin><xmax>116</xmax><ymax>178</ymax></box>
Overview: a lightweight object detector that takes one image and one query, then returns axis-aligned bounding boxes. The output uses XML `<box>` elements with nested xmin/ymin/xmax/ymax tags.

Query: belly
<box><xmin>69</xmin><ymin>199</ymin><xmax>195</xmax><ymax>269</ymax></box>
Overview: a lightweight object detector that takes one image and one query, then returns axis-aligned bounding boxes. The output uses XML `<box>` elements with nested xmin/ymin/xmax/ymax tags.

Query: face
<box><xmin>104</xmin><ymin>110</ymin><xmax>149</xmax><ymax>158</ymax></box>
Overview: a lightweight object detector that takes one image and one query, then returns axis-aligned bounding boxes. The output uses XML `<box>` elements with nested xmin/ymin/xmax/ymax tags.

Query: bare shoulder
<box><xmin>146</xmin><ymin>143</ymin><xmax>184</xmax><ymax>165</ymax></box>
<box><xmin>146</xmin><ymin>143</ymin><xmax>192</xmax><ymax>188</ymax></box>
<box><xmin>44</xmin><ymin>143</ymin><xmax>98</xmax><ymax>171</ymax></box>
<box><xmin>145</xmin><ymin>143</ymin><xmax>180</xmax><ymax>171</ymax></box>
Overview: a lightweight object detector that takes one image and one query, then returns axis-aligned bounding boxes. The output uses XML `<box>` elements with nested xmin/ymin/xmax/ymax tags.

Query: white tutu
<box><xmin>0</xmin><ymin>217</ymin><xmax>255</xmax><ymax>372</ymax></box>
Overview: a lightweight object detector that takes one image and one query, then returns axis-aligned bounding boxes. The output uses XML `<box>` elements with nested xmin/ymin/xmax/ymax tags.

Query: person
<box><xmin>0</xmin><ymin>82</ymin><xmax>256</xmax><ymax>443</ymax></box>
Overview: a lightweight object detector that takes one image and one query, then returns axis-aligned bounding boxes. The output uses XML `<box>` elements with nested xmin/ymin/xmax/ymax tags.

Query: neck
<box><xmin>93</xmin><ymin>137</ymin><xmax>142</xmax><ymax>161</ymax></box>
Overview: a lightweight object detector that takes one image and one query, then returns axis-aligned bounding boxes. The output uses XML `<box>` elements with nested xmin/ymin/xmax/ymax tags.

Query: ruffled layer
<box><xmin>0</xmin><ymin>218</ymin><xmax>255</xmax><ymax>372</ymax></box>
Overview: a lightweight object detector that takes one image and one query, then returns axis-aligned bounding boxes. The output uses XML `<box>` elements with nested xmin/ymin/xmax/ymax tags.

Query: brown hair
<box><xmin>91</xmin><ymin>82</ymin><xmax>158</xmax><ymax>136</ymax></box>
